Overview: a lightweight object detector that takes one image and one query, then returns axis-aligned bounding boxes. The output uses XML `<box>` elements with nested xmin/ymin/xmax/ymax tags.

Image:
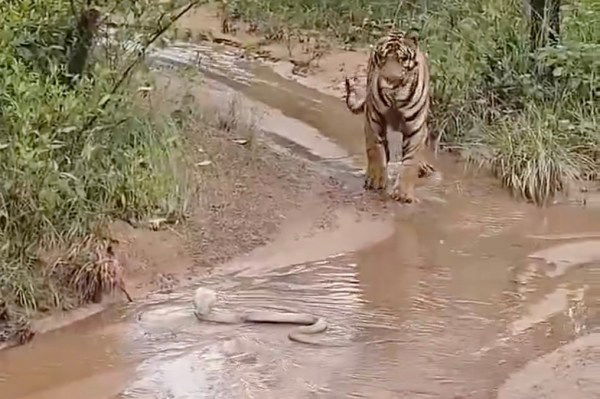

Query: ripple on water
<box><xmin>124</xmin><ymin>250</ymin><xmax>498</xmax><ymax>397</ymax></box>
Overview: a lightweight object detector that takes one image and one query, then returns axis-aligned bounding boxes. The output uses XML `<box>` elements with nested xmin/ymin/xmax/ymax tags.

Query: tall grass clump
<box><xmin>230</xmin><ymin>0</ymin><xmax>599</xmax><ymax>204</ymax></box>
<box><xmin>469</xmin><ymin>107</ymin><xmax>596</xmax><ymax>204</ymax></box>
<box><xmin>0</xmin><ymin>0</ymin><xmax>198</xmax><ymax>340</ymax></box>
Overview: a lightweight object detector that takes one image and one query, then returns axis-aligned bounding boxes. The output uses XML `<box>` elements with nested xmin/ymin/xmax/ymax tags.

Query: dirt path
<box><xmin>176</xmin><ymin>4</ymin><xmax>370</xmax><ymax>98</ymax></box>
<box><xmin>116</xmin><ymin>2</ymin><xmax>377</xmax><ymax>299</ymax></box>
<box><xmin>27</xmin><ymin>4</ymin><xmax>378</xmax><ymax>331</ymax></box>
<box><xmin>1</xmin><ymin>6</ymin><xmax>599</xmax><ymax>399</ymax></box>
<box><xmin>498</xmin><ymin>333</ymin><xmax>600</xmax><ymax>399</ymax></box>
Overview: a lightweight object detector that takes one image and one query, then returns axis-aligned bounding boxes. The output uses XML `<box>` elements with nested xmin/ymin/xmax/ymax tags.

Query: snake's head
<box><xmin>193</xmin><ymin>287</ymin><xmax>217</xmax><ymax>315</ymax></box>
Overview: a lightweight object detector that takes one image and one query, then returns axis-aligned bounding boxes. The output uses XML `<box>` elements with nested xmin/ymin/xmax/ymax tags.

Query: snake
<box><xmin>193</xmin><ymin>287</ymin><xmax>339</xmax><ymax>346</ymax></box>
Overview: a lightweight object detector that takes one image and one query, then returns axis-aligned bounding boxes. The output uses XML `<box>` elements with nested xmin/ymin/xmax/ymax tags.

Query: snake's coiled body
<box><xmin>193</xmin><ymin>287</ymin><xmax>336</xmax><ymax>346</ymax></box>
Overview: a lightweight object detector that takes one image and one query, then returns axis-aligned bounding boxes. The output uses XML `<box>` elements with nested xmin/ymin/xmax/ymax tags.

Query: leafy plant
<box><xmin>0</xmin><ymin>0</ymin><xmax>200</xmax><ymax>340</ymax></box>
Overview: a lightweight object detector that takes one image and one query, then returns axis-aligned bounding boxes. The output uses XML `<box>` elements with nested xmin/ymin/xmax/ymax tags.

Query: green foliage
<box><xmin>466</xmin><ymin>106</ymin><xmax>598</xmax><ymax>204</ymax></box>
<box><xmin>231</xmin><ymin>0</ymin><xmax>599</xmax><ymax>204</ymax></box>
<box><xmin>0</xmin><ymin>0</ymin><xmax>194</xmax><ymax>326</ymax></box>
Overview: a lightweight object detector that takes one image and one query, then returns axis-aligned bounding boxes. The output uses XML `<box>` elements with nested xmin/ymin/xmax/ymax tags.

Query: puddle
<box><xmin>528</xmin><ymin>240</ymin><xmax>600</xmax><ymax>277</ymax></box>
<box><xmin>0</xmin><ymin>40</ymin><xmax>599</xmax><ymax>399</ymax></box>
<box><xmin>149</xmin><ymin>41</ymin><xmax>364</xmax><ymax>169</ymax></box>
<box><xmin>510</xmin><ymin>286</ymin><xmax>580</xmax><ymax>335</ymax></box>
<box><xmin>498</xmin><ymin>333</ymin><xmax>600</xmax><ymax>399</ymax></box>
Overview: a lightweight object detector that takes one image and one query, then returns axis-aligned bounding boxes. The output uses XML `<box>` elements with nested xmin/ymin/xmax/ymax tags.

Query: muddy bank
<box><xmin>176</xmin><ymin>4</ymin><xmax>369</xmax><ymax>99</ymax></box>
<box><xmin>498</xmin><ymin>333</ymin><xmax>600</xmax><ymax>399</ymax></box>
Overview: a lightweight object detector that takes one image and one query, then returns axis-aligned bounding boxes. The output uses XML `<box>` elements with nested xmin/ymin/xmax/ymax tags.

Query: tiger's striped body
<box><xmin>345</xmin><ymin>31</ymin><xmax>437</xmax><ymax>203</ymax></box>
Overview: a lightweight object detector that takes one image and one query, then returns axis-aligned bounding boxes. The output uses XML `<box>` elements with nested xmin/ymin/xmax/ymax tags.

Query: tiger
<box><xmin>344</xmin><ymin>30</ymin><xmax>439</xmax><ymax>203</ymax></box>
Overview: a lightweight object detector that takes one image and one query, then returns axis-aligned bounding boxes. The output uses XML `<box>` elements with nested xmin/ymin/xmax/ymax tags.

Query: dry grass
<box><xmin>68</xmin><ymin>237</ymin><xmax>132</xmax><ymax>304</ymax></box>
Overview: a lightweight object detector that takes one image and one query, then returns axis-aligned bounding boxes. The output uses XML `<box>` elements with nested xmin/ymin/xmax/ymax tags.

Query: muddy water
<box><xmin>1</xmin><ymin>41</ymin><xmax>600</xmax><ymax>399</ymax></box>
<box><xmin>150</xmin><ymin>42</ymin><xmax>365</xmax><ymax>166</ymax></box>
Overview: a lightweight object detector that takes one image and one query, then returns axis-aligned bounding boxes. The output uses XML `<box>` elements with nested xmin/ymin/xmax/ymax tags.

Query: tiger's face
<box><xmin>372</xmin><ymin>31</ymin><xmax>420</xmax><ymax>86</ymax></box>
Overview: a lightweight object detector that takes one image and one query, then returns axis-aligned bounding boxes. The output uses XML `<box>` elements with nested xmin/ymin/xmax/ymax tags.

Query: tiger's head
<box><xmin>371</xmin><ymin>30</ymin><xmax>420</xmax><ymax>84</ymax></box>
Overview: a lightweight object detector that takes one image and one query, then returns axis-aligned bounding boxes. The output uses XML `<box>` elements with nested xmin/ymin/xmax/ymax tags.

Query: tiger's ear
<box><xmin>406</xmin><ymin>30</ymin><xmax>419</xmax><ymax>47</ymax></box>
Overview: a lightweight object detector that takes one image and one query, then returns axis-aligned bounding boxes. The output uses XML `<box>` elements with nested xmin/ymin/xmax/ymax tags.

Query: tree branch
<box><xmin>80</xmin><ymin>0</ymin><xmax>204</xmax><ymax>133</ymax></box>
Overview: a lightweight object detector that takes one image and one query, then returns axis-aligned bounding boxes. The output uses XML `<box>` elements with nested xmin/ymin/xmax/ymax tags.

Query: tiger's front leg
<box><xmin>391</xmin><ymin>162</ymin><xmax>419</xmax><ymax>203</ymax></box>
<box><xmin>390</xmin><ymin>132</ymin><xmax>426</xmax><ymax>203</ymax></box>
<box><xmin>363</xmin><ymin>118</ymin><xmax>387</xmax><ymax>191</ymax></box>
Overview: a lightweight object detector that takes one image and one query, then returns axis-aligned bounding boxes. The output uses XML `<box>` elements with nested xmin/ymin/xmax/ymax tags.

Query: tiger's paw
<box><xmin>390</xmin><ymin>188</ymin><xmax>420</xmax><ymax>204</ymax></box>
<box><xmin>418</xmin><ymin>161</ymin><xmax>436</xmax><ymax>178</ymax></box>
<box><xmin>364</xmin><ymin>173</ymin><xmax>386</xmax><ymax>191</ymax></box>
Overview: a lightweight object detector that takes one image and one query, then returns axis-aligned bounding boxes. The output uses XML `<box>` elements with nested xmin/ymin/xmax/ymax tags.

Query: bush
<box><xmin>0</xmin><ymin>0</ymin><xmax>196</xmax><ymax>334</ymax></box>
<box><xmin>231</xmin><ymin>0</ymin><xmax>599</xmax><ymax>204</ymax></box>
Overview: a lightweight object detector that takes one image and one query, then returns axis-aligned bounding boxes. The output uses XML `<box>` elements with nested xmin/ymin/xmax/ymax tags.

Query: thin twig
<box><xmin>80</xmin><ymin>0</ymin><xmax>204</xmax><ymax>134</ymax></box>
<box><xmin>392</xmin><ymin>0</ymin><xmax>405</xmax><ymax>29</ymax></box>
<box><xmin>69</xmin><ymin>0</ymin><xmax>79</xmax><ymax>20</ymax></box>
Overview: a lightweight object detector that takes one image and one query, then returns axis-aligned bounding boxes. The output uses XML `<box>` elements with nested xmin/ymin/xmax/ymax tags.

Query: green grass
<box><xmin>466</xmin><ymin>106</ymin><xmax>598</xmax><ymax>204</ymax></box>
<box><xmin>0</xmin><ymin>0</ymin><xmax>194</xmax><ymax>340</ymax></box>
<box><xmin>229</xmin><ymin>0</ymin><xmax>599</xmax><ymax>204</ymax></box>
<box><xmin>0</xmin><ymin>70</ymin><xmax>187</xmax><ymax>315</ymax></box>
